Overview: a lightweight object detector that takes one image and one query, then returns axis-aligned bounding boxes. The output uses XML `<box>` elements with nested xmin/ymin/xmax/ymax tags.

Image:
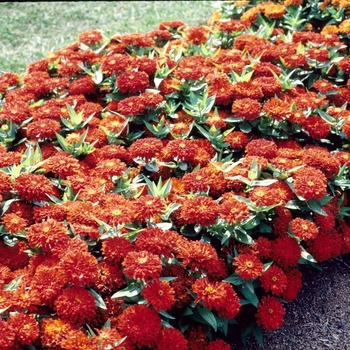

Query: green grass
<box><xmin>0</xmin><ymin>1</ymin><xmax>215</xmax><ymax>75</ymax></box>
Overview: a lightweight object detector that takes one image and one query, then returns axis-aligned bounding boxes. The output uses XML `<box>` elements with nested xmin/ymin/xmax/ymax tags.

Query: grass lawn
<box><xmin>0</xmin><ymin>1</ymin><xmax>215</xmax><ymax>74</ymax></box>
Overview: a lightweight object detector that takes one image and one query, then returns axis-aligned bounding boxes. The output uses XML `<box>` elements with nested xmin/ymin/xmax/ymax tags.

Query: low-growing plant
<box><xmin>0</xmin><ymin>0</ymin><xmax>350</xmax><ymax>349</ymax></box>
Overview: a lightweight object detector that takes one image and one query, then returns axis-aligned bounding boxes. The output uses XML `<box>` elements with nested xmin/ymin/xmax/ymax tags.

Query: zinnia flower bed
<box><xmin>1</xmin><ymin>0</ymin><xmax>350</xmax><ymax>348</ymax></box>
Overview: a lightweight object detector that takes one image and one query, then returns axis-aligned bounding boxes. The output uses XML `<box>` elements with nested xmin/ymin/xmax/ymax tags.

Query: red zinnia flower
<box><xmin>68</xmin><ymin>75</ymin><xmax>96</xmax><ymax>95</ymax></box>
<box><xmin>179</xmin><ymin>196</ymin><xmax>220</xmax><ymax>227</ymax></box>
<box><xmin>207</xmin><ymin>339</ymin><xmax>232</xmax><ymax>350</ymax></box>
<box><xmin>122</xmin><ymin>250</ymin><xmax>162</xmax><ymax>281</ymax></box>
<box><xmin>256</xmin><ymin>295</ymin><xmax>285</xmax><ymax>331</ymax></box>
<box><xmin>292</xmin><ymin>166</ymin><xmax>327</xmax><ymax>201</ymax></box>
<box><xmin>78</xmin><ymin>29</ymin><xmax>103</xmax><ymax>45</ymax></box>
<box><xmin>157</xmin><ymin>327</ymin><xmax>188</xmax><ymax>350</ymax></box>
<box><xmin>14</xmin><ymin>172</ymin><xmax>59</xmax><ymax>203</ymax></box>
<box><xmin>192</xmin><ymin>278</ymin><xmax>241</xmax><ymax>319</ymax></box>
<box><xmin>1</xmin><ymin>213</ymin><xmax>27</xmax><ymax>234</ymax></box>
<box><xmin>117</xmin><ymin>304</ymin><xmax>162</xmax><ymax>348</ymax></box>
<box><xmin>117</xmin><ymin>95</ymin><xmax>146</xmax><ymax>116</ymax></box>
<box><xmin>128</xmin><ymin>137</ymin><xmax>163</xmax><ymax>162</ymax></box>
<box><xmin>40</xmin><ymin>318</ymin><xmax>75</xmax><ymax>348</ymax></box>
<box><xmin>141</xmin><ymin>278</ymin><xmax>176</xmax><ymax>312</ymax></box>
<box><xmin>116</xmin><ymin>70</ymin><xmax>149</xmax><ymax>93</ymax></box>
<box><xmin>271</xmin><ymin>236</ymin><xmax>301</xmax><ymax>269</ymax></box>
<box><xmin>224</xmin><ymin>131</ymin><xmax>250</xmax><ymax>149</ymax></box>
<box><xmin>59</xmin><ymin>249</ymin><xmax>99</xmax><ymax>286</ymax></box>
<box><xmin>259</xmin><ymin>265</ymin><xmax>288</xmax><ymax>296</ymax></box>
<box><xmin>27</xmin><ymin>219</ymin><xmax>70</xmax><ymax>254</ymax></box>
<box><xmin>176</xmin><ymin>239</ymin><xmax>227</xmax><ymax>278</ymax></box>
<box><xmin>54</xmin><ymin>286</ymin><xmax>97</xmax><ymax>325</ymax></box>
<box><xmin>220</xmin><ymin>197</ymin><xmax>251</xmax><ymax>224</ymax></box>
<box><xmin>282</xmin><ymin>268</ymin><xmax>303</xmax><ymax>302</ymax></box>
<box><xmin>303</xmin><ymin>115</ymin><xmax>331</xmax><ymax>139</ymax></box>
<box><xmin>26</xmin><ymin>118</ymin><xmax>61</xmax><ymax>140</ymax></box>
<box><xmin>7</xmin><ymin>312</ymin><xmax>39</xmax><ymax>346</ymax></box>
<box><xmin>289</xmin><ymin>217</ymin><xmax>319</xmax><ymax>241</ymax></box>
<box><xmin>232</xmin><ymin>253</ymin><xmax>264</xmax><ymax>280</ymax></box>
<box><xmin>245</xmin><ymin>138</ymin><xmax>278</xmax><ymax>159</ymax></box>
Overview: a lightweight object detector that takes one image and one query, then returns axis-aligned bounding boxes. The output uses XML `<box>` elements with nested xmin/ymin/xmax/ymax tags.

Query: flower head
<box><xmin>232</xmin><ymin>253</ymin><xmax>264</xmax><ymax>280</ymax></box>
<box><xmin>256</xmin><ymin>295</ymin><xmax>285</xmax><ymax>331</ymax></box>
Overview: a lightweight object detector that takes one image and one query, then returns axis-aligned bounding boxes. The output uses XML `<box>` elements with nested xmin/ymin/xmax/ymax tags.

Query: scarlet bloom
<box><xmin>161</xmin><ymin>139</ymin><xmax>199</xmax><ymax>162</ymax></box>
<box><xmin>176</xmin><ymin>239</ymin><xmax>227</xmax><ymax>278</ymax></box>
<box><xmin>256</xmin><ymin>295</ymin><xmax>285</xmax><ymax>331</ymax></box>
<box><xmin>179</xmin><ymin>196</ymin><xmax>220</xmax><ymax>227</ymax></box>
<box><xmin>207</xmin><ymin>339</ymin><xmax>232</xmax><ymax>350</ymax></box>
<box><xmin>292</xmin><ymin>166</ymin><xmax>327</xmax><ymax>201</ymax></box>
<box><xmin>26</xmin><ymin>118</ymin><xmax>61</xmax><ymax>140</ymax></box>
<box><xmin>117</xmin><ymin>304</ymin><xmax>162</xmax><ymax>348</ymax></box>
<box><xmin>141</xmin><ymin>279</ymin><xmax>176</xmax><ymax>312</ymax></box>
<box><xmin>133</xmin><ymin>194</ymin><xmax>167</xmax><ymax>221</ymax></box>
<box><xmin>27</xmin><ymin>219</ymin><xmax>70</xmax><ymax>254</ymax></box>
<box><xmin>122</xmin><ymin>250</ymin><xmax>162</xmax><ymax>281</ymax></box>
<box><xmin>271</xmin><ymin>236</ymin><xmax>301</xmax><ymax>269</ymax></box>
<box><xmin>1</xmin><ymin>213</ymin><xmax>27</xmax><ymax>233</ymax></box>
<box><xmin>95</xmin><ymin>158</ymin><xmax>126</xmax><ymax>178</ymax></box>
<box><xmin>303</xmin><ymin>115</ymin><xmax>331</xmax><ymax>139</ymax></box>
<box><xmin>14</xmin><ymin>172</ymin><xmax>59</xmax><ymax>203</ymax></box>
<box><xmin>68</xmin><ymin>75</ymin><xmax>96</xmax><ymax>95</ymax></box>
<box><xmin>282</xmin><ymin>268</ymin><xmax>303</xmax><ymax>302</ymax></box>
<box><xmin>78</xmin><ymin>29</ymin><xmax>103</xmax><ymax>45</ymax></box>
<box><xmin>116</xmin><ymin>70</ymin><xmax>149</xmax><ymax>93</ymax></box>
<box><xmin>192</xmin><ymin>278</ymin><xmax>240</xmax><ymax>319</ymax></box>
<box><xmin>157</xmin><ymin>327</ymin><xmax>188</xmax><ymax>350</ymax></box>
<box><xmin>262</xmin><ymin>97</ymin><xmax>290</xmax><ymax>121</ymax></box>
<box><xmin>117</xmin><ymin>94</ymin><xmax>146</xmax><ymax>116</ymax></box>
<box><xmin>54</xmin><ymin>286</ymin><xmax>97</xmax><ymax>325</ymax></box>
<box><xmin>40</xmin><ymin>318</ymin><xmax>75</xmax><ymax>348</ymax></box>
<box><xmin>185</xmin><ymin>25</ymin><xmax>209</xmax><ymax>45</ymax></box>
<box><xmin>220</xmin><ymin>197</ymin><xmax>251</xmax><ymax>224</ymax></box>
<box><xmin>59</xmin><ymin>249</ymin><xmax>99</xmax><ymax>286</ymax></box>
<box><xmin>289</xmin><ymin>217</ymin><xmax>319</xmax><ymax>241</ymax></box>
<box><xmin>128</xmin><ymin>137</ymin><xmax>163</xmax><ymax>162</ymax></box>
<box><xmin>245</xmin><ymin>138</ymin><xmax>278</xmax><ymax>159</ymax></box>
<box><xmin>232</xmin><ymin>253</ymin><xmax>264</xmax><ymax>280</ymax></box>
<box><xmin>259</xmin><ymin>265</ymin><xmax>288</xmax><ymax>296</ymax></box>
<box><xmin>7</xmin><ymin>312</ymin><xmax>39</xmax><ymax>346</ymax></box>
<box><xmin>224</xmin><ymin>131</ymin><xmax>250</xmax><ymax>149</ymax></box>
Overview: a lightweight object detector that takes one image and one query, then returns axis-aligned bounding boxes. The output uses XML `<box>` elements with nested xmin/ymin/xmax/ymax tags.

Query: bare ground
<box><xmin>228</xmin><ymin>255</ymin><xmax>350</xmax><ymax>350</ymax></box>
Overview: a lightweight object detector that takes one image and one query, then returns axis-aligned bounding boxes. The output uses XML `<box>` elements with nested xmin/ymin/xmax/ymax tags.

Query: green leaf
<box><xmin>237</xmin><ymin>284</ymin><xmax>259</xmax><ymax>307</ymax></box>
<box><xmin>159</xmin><ymin>309</ymin><xmax>176</xmax><ymax>320</ymax></box>
<box><xmin>234</xmin><ymin>230</ymin><xmax>255</xmax><ymax>245</ymax></box>
<box><xmin>112</xmin><ymin>283</ymin><xmax>142</xmax><ymax>298</ymax></box>
<box><xmin>306</xmin><ymin>199</ymin><xmax>327</xmax><ymax>216</ymax></box>
<box><xmin>87</xmin><ymin>288</ymin><xmax>107</xmax><ymax>309</ymax></box>
<box><xmin>4</xmin><ymin>276</ymin><xmax>22</xmax><ymax>291</ymax></box>
<box><xmin>223</xmin><ymin>272</ymin><xmax>244</xmax><ymax>286</ymax></box>
<box><xmin>196</xmin><ymin>304</ymin><xmax>218</xmax><ymax>331</ymax></box>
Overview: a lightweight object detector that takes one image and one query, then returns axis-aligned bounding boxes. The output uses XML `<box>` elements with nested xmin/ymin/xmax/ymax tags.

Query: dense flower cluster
<box><xmin>0</xmin><ymin>0</ymin><xmax>350</xmax><ymax>348</ymax></box>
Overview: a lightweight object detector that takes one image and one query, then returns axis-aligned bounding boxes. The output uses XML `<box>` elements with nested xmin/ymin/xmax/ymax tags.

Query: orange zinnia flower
<box><xmin>232</xmin><ymin>253</ymin><xmax>264</xmax><ymax>280</ymax></box>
